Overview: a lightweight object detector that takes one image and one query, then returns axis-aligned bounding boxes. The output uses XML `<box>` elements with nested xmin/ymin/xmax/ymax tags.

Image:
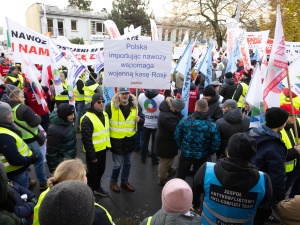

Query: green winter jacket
<box><xmin>140</xmin><ymin>209</ymin><xmax>201</xmax><ymax>225</ymax></box>
<box><xmin>46</xmin><ymin>110</ymin><xmax>77</xmax><ymax>173</ymax></box>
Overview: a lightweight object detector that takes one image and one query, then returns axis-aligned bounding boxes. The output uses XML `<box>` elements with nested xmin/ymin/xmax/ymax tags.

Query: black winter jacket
<box><xmin>193</xmin><ymin>158</ymin><xmax>273</xmax><ymax>209</ymax></box>
<box><xmin>232</xmin><ymin>78</ymin><xmax>251</xmax><ymax>103</ymax></box>
<box><xmin>246</xmin><ymin>125</ymin><xmax>287</xmax><ymax>202</ymax></box>
<box><xmin>216</xmin><ymin>108</ymin><xmax>250</xmax><ymax>156</ymax></box>
<box><xmin>81</xmin><ymin>106</ymin><xmax>107</xmax><ymax>161</ymax></box>
<box><xmin>46</xmin><ymin>109</ymin><xmax>76</xmax><ymax>173</ymax></box>
<box><xmin>154</xmin><ymin>97</ymin><xmax>183</xmax><ymax>158</ymax></box>
<box><xmin>219</xmin><ymin>78</ymin><xmax>237</xmax><ymax>103</ymax></box>
<box><xmin>207</xmin><ymin>92</ymin><xmax>223</xmax><ymax>122</ymax></box>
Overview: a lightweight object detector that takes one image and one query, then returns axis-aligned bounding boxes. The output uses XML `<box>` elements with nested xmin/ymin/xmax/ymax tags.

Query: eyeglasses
<box><xmin>120</xmin><ymin>92</ymin><xmax>130</xmax><ymax>95</ymax></box>
<box><xmin>97</xmin><ymin>100</ymin><xmax>105</xmax><ymax>104</ymax></box>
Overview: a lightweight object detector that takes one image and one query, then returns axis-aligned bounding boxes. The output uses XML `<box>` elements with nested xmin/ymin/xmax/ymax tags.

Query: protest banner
<box><xmin>246</xmin><ymin>30</ymin><xmax>269</xmax><ymax>57</ymax></box>
<box><xmin>237</xmin><ymin>30</ymin><xmax>251</xmax><ymax>70</ymax></box>
<box><xmin>103</xmin><ymin>39</ymin><xmax>172</xmax><ymax>89</ymax></box>
<box><xmin>6</xmin><ymin>17</ymin><xmax>103</xmax><ymax>65</ymax></box>
<box><xmin>226</xmin><ymin>18</ymin><xmax>239</xmax><ymax>55</ymax></box>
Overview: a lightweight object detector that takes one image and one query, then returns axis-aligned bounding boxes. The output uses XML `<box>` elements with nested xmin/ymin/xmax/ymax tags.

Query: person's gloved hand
<box><xmin>29</xmin><ymin>155</ymin><xmax>38</xmax><ymax>164</ymax></box>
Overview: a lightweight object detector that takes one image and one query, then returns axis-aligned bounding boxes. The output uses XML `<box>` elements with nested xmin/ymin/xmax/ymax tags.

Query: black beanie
<box><xmin>90</xmin><ymin>72</ymin><xmax>98</xmax><ymax>80</ymax></box>
<box><xmin>227</xmin><ymin>133</ymin><xmax>257</xmax><ymax>161</ymax></box>
<box><xmin>203</xmin><ymin>85</ymin><xmax>215</xmax><ymax>97</ymax></box>
<box><xmin>39</xmin><ymin>180</ymin><xmax>95</xmax><ymax>225</ymax></box>
<box><xmin>225</xmin><ymin>72</ymin><xmax>233</xmax><ymax>79</ymax></box>
<box><xmin>57</xmin><ymin>103</ymin><xmax>75</xmax><ymax>122</ymax></box>
<box><xmin>91</xmin><ymin>93</ymin><xmax>105</xmax><ymax>105</ymax></box>
<box><xmin>265</xmin><ymin>107</ymin><xmax>289</xmax><ymax>129</ymax></box>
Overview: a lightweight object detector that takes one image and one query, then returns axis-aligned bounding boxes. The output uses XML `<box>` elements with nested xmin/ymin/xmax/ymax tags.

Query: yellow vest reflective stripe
<box><xmin>0</xmin><ymin>127</ymin><xmax>32</xmax><ymax>172</ymax></box>
<box><xmin>94</xmin><ymin>203</ymin><xmax>113</xmax><ymax>223</ymax></box>
<box><xmin>12</xmin><ymin>104</ymin><xmax>38</xmax><ymax>140</ymax></box>
<box><xmin>281</xmin><ymin>128</ymin><xmax>296</xmax><ymax>172</ymax></box>
<box><xmin>5</xmin><ymin>75</ymin><xmax>22</xmax><ymax>87</ymax></box>
<box><xmin>146</xmin><ymin>216</ymin><xmax>152</xmax><ymax>225</ymax></box>
<box><xmin>83</xmin><ymin>83</ymin><xmax>99</xmax><ymax>104</ymax></box>
<box><xmin>110</xmin><ymin>103</ymin><xmax>136</xmax><ymax>138</ymax></box>
<box><xmin>55</xmin><ymin>81</ymin><xmax>69</xmax><ymax>101</ymax></box>
<box><xmin>80</xmin><ymin>112</ymin><xmax>111</xmax><ymax>152</ymax></box>
<box><xmin>233</xmin><ymin>82</ymin><xmax>248</xmax><ymax>108</ymax></box>
<box><xmin>74</xmin><ymin>77</ymin><xmax>85</xmax><ymax>102</ymax></box>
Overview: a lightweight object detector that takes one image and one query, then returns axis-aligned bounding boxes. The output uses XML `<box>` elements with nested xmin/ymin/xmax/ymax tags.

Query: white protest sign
<box><xmin>173</xmin><ymin>46</ymin><xmax>186</xmax><ymax>59</ymax></box>
<box><xmin>104</xmin><ymin>39</ymin><xmax>172</xmax><ymax>89</ymax></box>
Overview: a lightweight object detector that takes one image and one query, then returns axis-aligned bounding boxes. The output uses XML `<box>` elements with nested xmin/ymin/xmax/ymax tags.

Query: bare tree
<box><xmin>165</xmin><ymin>0</ymin><xmax>268</xmax><ymax>48</ymax></box>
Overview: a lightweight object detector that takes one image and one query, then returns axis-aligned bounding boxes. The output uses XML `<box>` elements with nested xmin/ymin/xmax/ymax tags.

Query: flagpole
<box><xmin>135</xmin><ymin>88</ymin><xmax>139</xmax><ymax>131</ymax></box>
<box><xmin>286</xmin><ymin>70</ymin><xmax>299</xmax><ymax>144</ymax></box>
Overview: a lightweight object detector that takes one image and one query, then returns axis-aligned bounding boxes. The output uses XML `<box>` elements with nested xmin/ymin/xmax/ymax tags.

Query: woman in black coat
<box><xmin>155</xmin><ymin>96</ymin><xmax>184</xmax><ymax>185</ymax></box>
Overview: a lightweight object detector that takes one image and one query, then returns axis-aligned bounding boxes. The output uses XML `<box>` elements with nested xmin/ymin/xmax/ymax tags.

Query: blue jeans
<box><xmin>10</xmin><ymin>170</ymin><xmax>29</xmax><ymax>189</ymax></box>
<box><xmin>75</xmin><ymin>101</ymin><xmax>86</xmax><ymax>129</ymax></box>
<box><xmin>141</xmin><ymin>127</ymin><xmax>159</xmax><ymax>163</ymax></box>
<box><xmin>135</xmin><ymin>126</ymin><xmax>143</xmax><ymax>149</ymax></box>
<box><xmin>110</xmin><ymin>152</ymin><xmax>133</xmax><ymax>183</ymax></box>
<box><xmin>27</xmin><ymin>141</ymin><xmax>48</xmax><ymax>185</ymax></box>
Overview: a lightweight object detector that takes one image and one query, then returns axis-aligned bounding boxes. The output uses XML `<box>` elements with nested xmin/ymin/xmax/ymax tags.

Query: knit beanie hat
<box><xmin>91</xmin><ymin>93</ymin><xmax>105</xmax><ymax>105</ymax></box>
<box><xmin>39</xmin><ymin>180</ymin><xmax>95</xmax><ymax>225</ymax></box>
<box><xmin>265</xmin><ymin>107</ymin><xmax>289</xmax><ymax>129</ymax></box>
<box><xmin>171</xmin><ymin>93</ymin><xmax>185</xmax><ymax>110</ymax></box>
<box><xmin>57</xmin><ymin>103</ymin><xmax>75</xmax><ymax>122</ymax></box>
<box><xmin>227</xmin><ymin>133</ymin><xmax>257</xmax><ymax>161</ymax></box>
<box><xmin>203</xmin><ymin>85</ymin><xmax>216</xmax><ymax>97</ymax></box>
<box><xmin>0</xmin><ymin>102</ymin><xmax>12</xmax><ymax>119</ymax></box>
<box><xmin>225</xmin><ymin>72</ymin><xmax>233</xmax><ymax>79</ymax></box>
<box><xmin>9</xmin><ymin>66</ymin><xmax>17</xmax><ymax>72</ymax></box>
<box><xmin>90</xmin><ymin>72</ymin><xmax>98</xmax><ymax>80</ymax></box>
<box><xmin>162</xmin><ymin>178</ymin><xmax>193</xmax><ymax>214</ymax></box>
<box><xmin>0</xmin><ymin>58</ymin><xmax>5</xmax><ymax>64</ymax></box>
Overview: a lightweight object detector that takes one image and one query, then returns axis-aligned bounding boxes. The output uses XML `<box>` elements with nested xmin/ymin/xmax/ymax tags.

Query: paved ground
<box><xmin>29</xmin><ymin>133</ymin><xmax>279</xmax><ymax>225</ymax></box>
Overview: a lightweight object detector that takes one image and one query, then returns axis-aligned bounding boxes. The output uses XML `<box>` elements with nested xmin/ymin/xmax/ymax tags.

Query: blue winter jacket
<box><xmin>174</xmin><ymin>111</ymin><xmax>220</xmax><ymax>159</ymax></box>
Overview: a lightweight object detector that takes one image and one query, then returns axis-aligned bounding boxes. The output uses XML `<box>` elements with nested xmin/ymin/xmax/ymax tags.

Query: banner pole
<box><xmin>286</xmin><ymin>70</ymin><xmax>299</xmax><ymax>145</ymax></box>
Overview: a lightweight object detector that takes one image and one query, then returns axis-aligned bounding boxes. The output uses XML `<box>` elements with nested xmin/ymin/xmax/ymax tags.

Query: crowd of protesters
<box><xmin>1</xmin><ymin>51</ymin><xmax>300</xmax><ymax>225</ymax></box>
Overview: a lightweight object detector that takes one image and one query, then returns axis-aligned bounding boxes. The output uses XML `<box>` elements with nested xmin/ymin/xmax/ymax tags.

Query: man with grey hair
<box><xmin>216</xmin><ymin>99</ymin><xmax>250</xmax><ymax>159</ymax></box>
<box><xmin>174</xmin><ymin>99</ymin><xmax>220</xmax><ymax>180</ymax></box>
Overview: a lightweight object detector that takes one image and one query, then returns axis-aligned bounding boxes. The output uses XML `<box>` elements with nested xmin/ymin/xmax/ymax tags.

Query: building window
<box><xmin>90</xmin><ymin>21</ymin><xmax>105</xmax><ymax>35</ymax></box>
<box><xmin>71</xmin><ymin>20</ymin><xmax>77</xmax><ymax>31</ymax></box>
<box><xmin>47</xmin><ymin>18</ymin><xmax>53</xmax><ymax>34</ymax></box>
<box><xmin>58</xmin><ymin>20</ymin><xmax>64</xmax><ymax>36</ymax></box>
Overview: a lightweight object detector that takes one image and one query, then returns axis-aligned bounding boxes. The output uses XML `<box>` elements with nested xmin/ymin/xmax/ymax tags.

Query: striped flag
<box><xmin>263</xmin><ymin>5</ymin><xmax>288</xmax><ymax>110</ymax></box>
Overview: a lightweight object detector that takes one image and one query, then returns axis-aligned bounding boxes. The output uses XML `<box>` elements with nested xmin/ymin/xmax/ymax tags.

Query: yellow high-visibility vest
<box><xmin>0</xmin><ymin>127</ymin><xmax>32</xmax><ymax>172</ymax></box>
<box><xmin>80</xmin><ymin>112</ymin><xmax>111</xmax><ymax>151</ymax></box>
<box><xmin>109</xmin><ymin>103</ymin><xmax>136</xmax><ymax>138</ymax></box>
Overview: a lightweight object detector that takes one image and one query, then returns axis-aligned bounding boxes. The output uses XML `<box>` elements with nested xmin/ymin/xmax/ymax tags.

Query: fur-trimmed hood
<box><xmin>111</xmin><ymin>93</ymin><xmax>137</xmax><ymax>110</ymax></box>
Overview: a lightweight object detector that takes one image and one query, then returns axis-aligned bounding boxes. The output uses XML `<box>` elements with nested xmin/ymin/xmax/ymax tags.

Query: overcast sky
<box><xmin>0</xmin><ymin>0</ymin><xmax>167</xmax><ymax>28</ymax></box>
